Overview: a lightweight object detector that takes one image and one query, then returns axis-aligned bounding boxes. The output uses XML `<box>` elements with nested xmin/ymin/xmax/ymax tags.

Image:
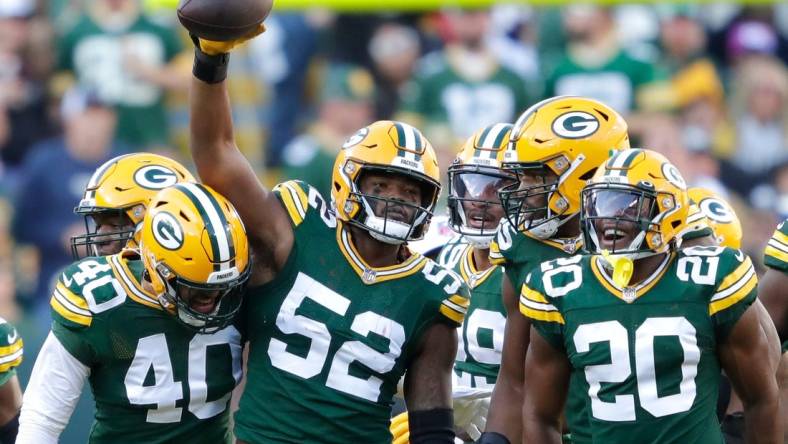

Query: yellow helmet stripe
<box><xmin>605</xmin><ymin>149</ymin><xmax>640</xmax><ymax>177</ymax></box>
<box><xmin>176</xmin><ymin>183</ymin><xmax>235</xmax><ymax>271</ymax></box>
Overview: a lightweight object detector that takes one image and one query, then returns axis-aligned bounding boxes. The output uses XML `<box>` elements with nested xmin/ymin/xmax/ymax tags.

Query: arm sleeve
<box><xmin>764</xmin><ymin>220</ymin><xmax>788</xmax><ymax>272</ymax></box>
<box><xmin>17</xmin><ymin>332</ymin><xmax>90</xmax><ymax>444</ymax></box>
<box><xmin>519</xmin><ymin>273</ymin><xmax>565</xmax><ymax>349</ymax></box>
<box><xmin>709</xmin><ymin>252</ymin><xmax>758</xmax><ymax>339</ymax></box>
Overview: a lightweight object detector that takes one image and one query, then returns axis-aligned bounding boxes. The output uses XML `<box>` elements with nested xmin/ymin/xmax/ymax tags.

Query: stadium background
<box><xmin>0</xmin><ymin>0</ymin><xmax>786</xmax><ymax>440</ymax></box>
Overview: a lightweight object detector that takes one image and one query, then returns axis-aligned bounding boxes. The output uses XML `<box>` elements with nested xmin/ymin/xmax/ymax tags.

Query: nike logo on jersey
<box><xmin>62</xmin><ymin>273</ymin><xmax>73</xmax><ymax>287</ymax></box>
<box><xmin>734</xmin><ymin>250</ymin><xmax>745</xmax><ymax>263</ymax></box>
<box><xmin>7</xmin><ymin>330</ymin><xmax>17</xmax><ymax>343</ymax></box>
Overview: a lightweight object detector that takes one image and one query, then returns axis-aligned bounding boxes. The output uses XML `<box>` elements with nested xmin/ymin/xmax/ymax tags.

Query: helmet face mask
<box><xmin>581</xmin><ymin>185</ymin><xmax>659</xmax><ymax>257</ymax></box>
<box><xmin>71</xmin><ymin>209</ymin><xmax>136</xmax><ymax>259</ymax></box>
<box><xmin>448</xmin><ymin>164</ymin><xmax>514</xmax><ymax>247</ymax></box>
<box><xmin>498</xmin><ymin>163</ymin><xmax>562</xmax><ymax>238</ymax></box>
<box><xmin>349</xmin><ymin>168</ymin><xmax>436</xmax><ymax>244</ymax></box>
<box><xmin>150</xmin><ymin>260</ymin><xmax>250</xmax><ymax>334</ymax></box>
<box><xmin>332</xmin><ymin>121</ymin><xmax>442</xmax><ymax>245</ymax></box>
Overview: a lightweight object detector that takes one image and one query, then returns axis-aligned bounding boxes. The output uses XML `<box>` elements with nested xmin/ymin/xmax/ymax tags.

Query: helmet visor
<box><xmin>448</xmin><ymin>168</ymin><xmax>514</xmax><ymax>237</ymax></box>
<box><xmin>581</xmin><ymin>186</ymin><xmax>657</xmax><ymax>255</ymax></box>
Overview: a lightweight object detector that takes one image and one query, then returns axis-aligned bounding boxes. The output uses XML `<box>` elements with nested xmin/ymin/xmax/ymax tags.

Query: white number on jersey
<box><xmin>573</xmin><ymin>317</ymin><xmax>700</xmax><ymax>421</ymax></box>
<box><xmin>268</xmin><ymin>272</ymin><xmax>406</xmax><ymax>402</ymax></box>
<box><xmin>124</xmin><ymin>327</ymin><xmax>242</xmax><ymax>423</ymax></box>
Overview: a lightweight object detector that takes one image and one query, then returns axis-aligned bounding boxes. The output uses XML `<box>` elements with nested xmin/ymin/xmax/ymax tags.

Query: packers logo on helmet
<box><xmin>140</xmin><ymin>183</ymin><xmax>250</xmax><ymax>333</ymax></box>
<box><xmin>133</xmin><ymin>165</ymin><xmax>180</xmax><ymax>190</ymax></box>
<box><xmin>447</xmin><ymin>123</ymin><xmax>515</xmax><ymax>248</ymax></box>
<box><xmin>151</xmin><ymin>212</ymin><xmax>184</xmax><ymax>250</ymax></box>
<box><xmin>71</xmin><ymin>153</ymin><xmax>195</xmax><ymax>259</ymax></box>
<box><xmin>332</xmin><ymin>120</ymin><xmax>441</xmax><ymax>244</ymax></box>
<box><xmin>686</xmin><ymin>187</ymin><xmax>743</xmax><ymax>249</ymax></box>
<box><xmin>499</xmin><ymin>96</ymin><xmax>630</xmax><ymax>239</ymax></box>
<box><xmin>581</xmin><ymin>149</ymin><xmax>689</xmax><ymax>260</ymax></box>
<box><xmin>551</xmin><ymin>111</ymin><xmax>600</xmax><ymax>139</ymax></box>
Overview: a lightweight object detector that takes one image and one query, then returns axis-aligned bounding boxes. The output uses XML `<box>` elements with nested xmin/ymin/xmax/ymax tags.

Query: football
<box><xmin>177</xmin><ymin>0</ymin><xmax>273</xmax><ymax>41</ymax></box>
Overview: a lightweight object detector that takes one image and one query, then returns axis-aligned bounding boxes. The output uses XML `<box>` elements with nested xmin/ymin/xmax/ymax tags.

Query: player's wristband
<box><xmin>191</xmin><ymin>35</ymin><xmax>229</xmax><ymax>84</ymax></box>
<box><xmin>409</xmin><ymin>408</ymin><xmax>454</xmax><ymax>444</ymax></box>
<box><xmin>476</xmin><ymin>432</ymin><xmax>511</xmax><ymax>444</ymax></box>
<box><xmin>0</xmin><ymin>412</ymin><xmax>19</xmax><ymax>444</ymax></box>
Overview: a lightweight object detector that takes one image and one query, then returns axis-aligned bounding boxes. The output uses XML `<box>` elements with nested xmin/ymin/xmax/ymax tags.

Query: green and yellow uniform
<box><xmin>50</xmin><ymin>251</ymin><xmax>243</xmax><ymax>443</ymax></box>
<box><xmin>522</xmin><ymin>246</ymin><xmax>758</xmax><ymax>444</ymax></box>
<box><xmin>0</xmin><ymin>318</ymin><xmax>22</xmax><ymax>386</ymax></box>
<box><xmin>489</xmin><ymin>219</ymin><xmax>585</xmax><ymax>440</ymax></box>
<box><xmin>234</xmin><ymin>180</ymin><xmax>471</xmax><ymax>444</ymax></box>
<box><xmin>764</xmin><ymin>219</ymin><xmax>788</xmax><ymax>352</ymax></box>
<box><xmin>438</xmin><ymin>236</ymin><xmax>505</xmax><ymax>388</ymax></box>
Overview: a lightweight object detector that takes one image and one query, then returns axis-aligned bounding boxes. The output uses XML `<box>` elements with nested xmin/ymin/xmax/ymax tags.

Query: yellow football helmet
<box><xmin>447</xmin><ymin>123</ymin><xmax>516</xmax><ymax>248</ymax></box>
<box><xmin>687</xmin><ymin>187</ymin><xmax>743</xmax><ymax>249</ymax></box>
<box><xmin>332</xmin><ymin>120</ymin><xmax>441</xmax><ymax>244</ymax></box>
<box><xmin>498</xmin><ymin>96</ymin><xmax>630</xmax><ymax>239</ymax></box>
<box><xmin>72</xmin><ymin>153</ymin><xmax>195</xmax><ymax>259</ymax></box>
<box><xmin>581</xmin><ymin>149</ymin><xmax>689</xmax><ymax>259</ymax></box>
<box><xmin>139</xmin><ymin>183</ymin><xmax>250</xmax><ymax>333</ymax></box>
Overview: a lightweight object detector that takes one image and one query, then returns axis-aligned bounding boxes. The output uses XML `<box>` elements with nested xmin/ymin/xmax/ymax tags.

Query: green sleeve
<box><xmin>52</xmin><ymin>320</ymin><xmax>98</xmax><ymax>367</ymax></box>
<box><xmin>709</xmin><ymin>250</ymin><xmax>758</xmax><ymax>340</ymax></box>
<box><xmin>519</xmin><ymin>271</ymin><xmax>565</xmax><ymax>350</ymax></box>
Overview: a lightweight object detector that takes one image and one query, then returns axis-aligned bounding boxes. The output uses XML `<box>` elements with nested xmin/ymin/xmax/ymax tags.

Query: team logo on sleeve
<box><xmin>342</xmin><ymin>127</ymin><xmax>369</xmax><ymax>149</ymax></box>
<box><xmin>152</xmin><ymin>212</ymin><xmax>184</xmax><ymax>250</ymax></box>
<box><xmin>134</xmin><ymin>165</ymin><xmax>179</xmax><ymax>190</ymax></box>
<box><xmin>661</xmin><ymin>162</ymin><xmax>687</xmax><ymax>190</ymax></box>
<box><xmin>551</xmin><ymin>111</ymin><xmax>600</xmax><ymax>139</ymax></box>
<box><xmin>699</xmin><ymin>198</ymin><xmax>734</xmax><ymax>224</ymax></box>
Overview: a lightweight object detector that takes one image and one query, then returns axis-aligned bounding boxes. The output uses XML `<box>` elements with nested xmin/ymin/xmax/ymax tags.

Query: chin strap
<box><xmin>601</xmin><ymin>250</ymin><xmax>634</xmax><ymax>287</ymax></box>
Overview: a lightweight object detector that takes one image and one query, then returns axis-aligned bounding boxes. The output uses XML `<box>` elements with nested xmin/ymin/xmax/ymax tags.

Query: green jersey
<box><xmin>50</xmin><ymin>252</ymin><xmax>243</xmax><ymax>444</ymax></box>
<box><xmin>0</xmin><ymin>318</ymin><xmax>22</xmax><ymax>386</ymax></box>
<box><xmin>764</xmin><ymin>219</ymin><xmax>788</xmax><ymax>273</ymax></box>
<box><xmin>488</xmin><ymin>219</ymin><xmax>588</xmax><ymax>438</ymax></box>
<box><xmin>763</xmin><ymin>219</ymin><xmax>788</xmax><ymax>352</ymax></box>
<box><xmin>489</xmin><ymin>219</ymin><xmax>582</xmax><ymax>294</ymax></box>
<box><xmin>438</xmin><ymin>236</ymin><xmax>505</xmax><ymax>388</ymax></box>
<box><xmin>235</xmin><ymin>180</ymin><xmax>471</xmax><ymax>444</ymax></box>
<box><xmin>58</xmin><ymin>14</ymin><xmax>182</xmax><ymax>147</ymax></box>
<box><xmin>545</xmin><ymin>49</ymin><xmax>660</xmax><ymax>113</ymax></box>
<box><xmin>521</xmin><ymin>247</ymin><xmax>758</xmax><ymax>444</ymax></box>
<box><xmin>401</xmin><ymin>48</ymin><xmax>528</xmax><ymax>141</ymax></box>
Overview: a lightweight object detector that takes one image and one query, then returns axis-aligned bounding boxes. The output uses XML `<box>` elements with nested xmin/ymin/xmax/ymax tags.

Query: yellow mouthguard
<box><xmin>601</xmin><ymin>250</ymin><xmax>634</xmax><ymax>287</ymax></box>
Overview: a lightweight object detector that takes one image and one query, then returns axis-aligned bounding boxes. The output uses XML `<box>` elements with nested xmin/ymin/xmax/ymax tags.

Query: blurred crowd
<box><xmin>0</xmin><ymin>1</ymin><xmax>786</xmax><ymax>437</ymax></box>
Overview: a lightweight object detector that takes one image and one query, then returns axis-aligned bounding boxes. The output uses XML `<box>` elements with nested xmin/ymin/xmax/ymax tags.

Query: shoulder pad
<box><xmin>0</xmin><ymin>318</ymin><xmax>22</xmax><ymax>373</ymax></box>
<box><xmin>51</xmin><ymin>256</ymin><xmax>128</xmax><ymax>328</ymax></box>
<box><xmin>687</xmin><ymin>247</ymin><xmax>758</xmax><ymax>316</ymax></box>
<box><xmin>273</xmin><ymin>180</ymin><xmax>336</xmax><ymax>229</ymax></box>
<box><xmin>421</xmin><ymin>260</ymin><xmax>470</xmax><ymax>326</ymax></box>
<box><xmin>764</xmin><ymin>219</ymin><xmax>788</xmax><ymax>272</ymax></box>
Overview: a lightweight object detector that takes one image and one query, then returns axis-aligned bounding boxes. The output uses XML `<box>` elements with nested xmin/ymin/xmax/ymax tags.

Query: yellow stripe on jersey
<box><xmin>709</xmin><ymin>259</ymin><xmax>758</xmax><ymax>315</ymax></box>
<box><xmin>55</xmin><ymin>283</ymin><xmax>89</xmax><ymax>311</ymax></box>
<box><xmin>488</xmin><ymin>241</ymin><xmax>506</xmax><ymax>265</ymax></box>
<box><xmin>274</xmin><ymin>181</ymin><xmax>308</xmax><ymax>226</ymax></box>
<box><xmin>440</xmin><ymin>294</ymin><xmax>469</xmax><ymax>324</ymax></box>
<box><xmin>519</xmin><ymin>284</ymin><xmax>564</xmax><ymax>324</ymax></box>
<box><xmin>765</xmin><ymin>231</ymin><xmax>788</xmax><ymax>265</ymax></box>
<box><xmin>0</xmin><ymin>339</ymin><xmax>22</xmax><ymax>373</ymax></box>
<box><xmin>521</xmin><ymin>284</ymin><xmax>549</xmax><ymax>304</ymax></box>
<box><xmin>51</xmin><ymin>293</ymin><xmax>92</xmax><ymax>327</ymax></box>
<box><xmin>716</xmin><ymin>257</ymin><xmax>753</xmax><ymax>294</ymax></box>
